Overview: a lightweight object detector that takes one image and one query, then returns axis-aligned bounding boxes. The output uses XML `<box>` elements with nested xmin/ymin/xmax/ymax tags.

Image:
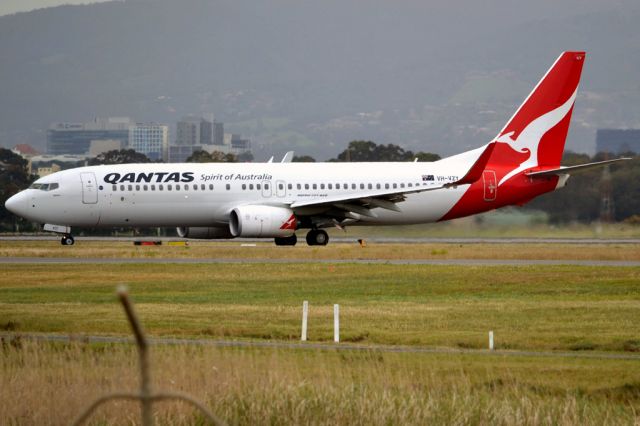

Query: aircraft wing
<box><xmin>288</xmin><ymin>143</ymin><xmax>495</xmax><ymax>220</ymax></box>
<box><xmin>526</xmin><ymin>157</ymin><xmax>631</xmax><ymax>177</ymax></box>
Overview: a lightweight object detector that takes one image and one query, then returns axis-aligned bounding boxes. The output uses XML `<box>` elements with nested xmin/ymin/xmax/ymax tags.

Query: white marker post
<box><xmin>489</xmin><ymin>330</ymin><xmax>494</xmax><ymax>350</ymax></box>
<box><xmin>334</xmin><ymin>304</ymin><xmax>340</xmax><ymax>343</ymax></box>
<box><xmin>301</xmin><ymin>301</ymin><xmax>309</xmax><ymax>341</ymax></box>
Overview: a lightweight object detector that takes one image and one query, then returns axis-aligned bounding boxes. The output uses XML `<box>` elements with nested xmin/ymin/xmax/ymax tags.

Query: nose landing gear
<box><xmin>61</xmin><ymin>234</ymin><xmax>75</xmax><ymax>246</ymax></box>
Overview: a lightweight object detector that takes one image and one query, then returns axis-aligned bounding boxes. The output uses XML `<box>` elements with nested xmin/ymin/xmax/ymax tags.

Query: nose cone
<box><xmin>5</xmin><ymin>192</ymin><xmax>27</xmax><ymax>218</ymax></box>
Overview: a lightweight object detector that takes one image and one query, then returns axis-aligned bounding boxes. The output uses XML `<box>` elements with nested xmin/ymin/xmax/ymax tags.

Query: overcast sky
<box><xmin>0</xmin><ymin>0</ymin><xmax>110</xmax><ymax>16</ymax></box>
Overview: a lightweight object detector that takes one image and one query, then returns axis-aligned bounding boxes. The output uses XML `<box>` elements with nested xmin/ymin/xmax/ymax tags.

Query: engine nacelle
<box><xmin>229</xmin><ymin>205</ymin><xmax>296</xmax><ymax>238</ymax></box>
<box><xmin>176</xmin><ymin>226</ymin><xmax>233</xmax><ymax>239</ymax></box>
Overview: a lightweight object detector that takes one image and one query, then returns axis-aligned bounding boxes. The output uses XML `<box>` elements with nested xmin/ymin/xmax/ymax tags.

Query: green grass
<box><xmin>1</xmin><ymin>263</ymin><xmax>639</xmax><ymax>351</ymax></box>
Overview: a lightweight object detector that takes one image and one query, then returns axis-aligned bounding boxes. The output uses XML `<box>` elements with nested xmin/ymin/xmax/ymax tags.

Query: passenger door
<box><xmin>80</xmin><ymin>172</ymin><xmax>98</xmax><ymax>204</ymax></box>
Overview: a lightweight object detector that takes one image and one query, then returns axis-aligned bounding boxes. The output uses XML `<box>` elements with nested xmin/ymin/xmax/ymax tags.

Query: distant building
<box><xmin>224</xmin><ymin>133</ymin><xmax>251</xmax><ymax>151</ymax></box>
<box><xmin>36</xmin><ymin>163</ymin><xmax>61</xmax><ymax>177</ymax></box>
<box><xmin>12</xmin><ymin>144</ymin><xmax>40</xmax><ymax>157</ymax></box>
<box><xmin>47</xmin><ymin>117</ymin><xmax>132</xmax><ymax>155</ymax></box>
<box><xmin>596</xmin><ymin>129</ymin><xmax>640</xmax><ymax>155</ymax></box>
<box><xmin>168</xmin><ymin>145</ymin><xmax>199</xmax><ymax>163</ymax></box>
<box><xmin>89</xmin><ymin>139</ymin><xmax>123</xmax><ymax>157</ymax></box>
<box><xmin>213</xmin><ymin>121</ymin><xmax>224</xmax><ymax>145</ymax></box>
<box><xmin>128</xmin><ymin>123</ymin><xmax>169</xmax><ymax>161</ymax></box>
<box><xmin>176</xmin><ymin>116</ymin><xmax>215</xmax><ymax>146</ymax></box>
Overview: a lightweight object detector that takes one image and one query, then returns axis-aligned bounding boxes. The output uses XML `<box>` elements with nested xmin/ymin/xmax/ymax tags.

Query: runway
<box><xmin>1</xmin><ymin>256</ymin><xmax>639</xmax><ymax>266</ymax></box>
<box><xmin>1</xmin><ymin>235</ymin><xmax>640</xmax><ymax>244</ymax></box>
<box><xmin>2</xmin><ymin>332</ymin><xmax>638</xmax><ymax>361</ymax></box>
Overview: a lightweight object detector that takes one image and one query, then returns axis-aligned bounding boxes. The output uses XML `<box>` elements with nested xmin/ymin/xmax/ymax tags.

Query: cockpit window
<box><xmin>29</xmin><ymin>182</ymin><xmax>59</xmax><ymax>191</ymax></box>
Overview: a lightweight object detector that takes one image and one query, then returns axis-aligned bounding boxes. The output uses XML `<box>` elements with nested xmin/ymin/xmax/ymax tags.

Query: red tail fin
<box><xmin>491</xmin><ymin>51</ymin><xmax>585</xmax><ymax>185</ymax></box>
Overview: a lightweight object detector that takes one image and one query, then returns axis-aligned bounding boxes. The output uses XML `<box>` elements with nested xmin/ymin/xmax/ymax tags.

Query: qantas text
<box><xmin>104</xmin><ymin>172</ymin><xmax>195</xmax><ymax>184</ymax></box>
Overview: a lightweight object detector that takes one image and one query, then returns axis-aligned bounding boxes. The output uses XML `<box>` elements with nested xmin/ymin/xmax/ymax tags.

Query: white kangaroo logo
<box><xmin>495</xmin><ymin>89</ymin><xmax>577</xmax><ymax>186</ymax></box>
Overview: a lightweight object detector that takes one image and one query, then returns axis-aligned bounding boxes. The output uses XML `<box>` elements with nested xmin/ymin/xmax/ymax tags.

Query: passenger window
<box><xmin>176</xmin><ymin>185</ymin><xmax>180</xmax><ymax>191</ymax></box>
<box><xmin>279</xmin><ymin>183</ymin><xmax>284</xmax><ymax>190</ymax></box>
<box><xmin>305</xmin><ymin>184</ymin><xmax>309</xmax><ymax>190</ymax></box>
<box><xmin>226</xmin><ymin>184</ymin><xmax>231</xmax><ymax>190</ymax></box>
<box><xmin>297</xmin><ymin>183</ymin><xmax>302</xmax><ymax>190</ymax></box>
<box><xmin>376</xmin><ymin>183</ymin><xmax>381</xmax><ymax>189</ymax></box>
<box><xmin>201</xmin><ymin>184</ymin><xmax>205</xmax><ymax>190</ymax></box>
<box><xmin>288</xmin><ymin>183</ymin><xmax>292</xmax><ymax>190</ymax></box>
<box><xmin>312</xmin><ymin>184</ymin><xmax>317</xmax><ymax>190</ymax></box>
<box><xmin>143</xmin><ymin>185</ymin><xmax>148</xmax><ymax>191</ymax></box>
<box><xmin>113</xmin><ymin>185</ymin><xmax>117</xmax><ymax>191</ymax></box>
<box><xmin>167</xmin><ymin>185</ymin><xmax>172</xmax><ymax>191</ymax></box>
<box><xmin>151</xmin><ymin>185</ymin><xmax>156</xmax><ymax>191</ymax></box>
<box><xmin>352</xmin><ymin>184</ymin><xmax>356</xmax><ymax>190</ymax></box>
<box><xmin>209</xmin><ymin>184</ymin><xmax>214</xmax><ymax>190</ymax></box>
<box><xmin>385</xmin><ymin>183</ymin><xmax>389</xmax><ymax>189</ymax></box>
<box><xmin>193</xmin><ymin>184</ymin><xmax>198</xmax><ymax>190</ymax></box>
<box><xmin>408</xmin><ymin>183</ymin><xmax>413</xmax><ymax>187</ymax></box>
<box><xmin>265</xmin><ymin>184</ymin><xmax>269</xmax><ymax>190</ymax></box>
<box><xmin>128</xmin><ymin>185</ymin><xmax>133</xmax><ymax>191</ymax></box>
<box><xmin>249</xmin><ymin>184</ymin><xmax>253</xmax><ymax>190</ymax></box>
<box><xmin>320</xmin><ymin>183</ymin><xmax>325</xmax><ymax>190</ymax></box>
<box><xmin>159</xmin><ymin>185</ymin><xmax>164</xmax><ymax>191</ymax></box>
<box><xmin>360</xmin><ymin>183</ymin><xmax>364</xmax><ymax>189</ymax></box>
<box><xmin>368</xmin><ymin>183</ymin><xmax>373</xmax><ymax>189</ymax></box>
<box><xmin>257</xmin><ymin>184</ymin><xmax>262</xmax><ymax>190</ymax></box>
<box><xmin>335</xmin><ymin>184</ymin><xmax>339</xmax><ymax>190</ymax></box>
<box><xmin>242</xmin><ymin>184</ymin><xmax>247</xmax><ymax>190</ymax></box>
<box><xmin>328</xmin><ymin>184</ymin><xmax>333</xmax><ymax>190</ymax></box>
<box><xmin>135</xmin><ymin>185</ymin><xmax>140</xmax><ymax>191</ymax></box>
<box><xmin>400</xmin><ymin>183</ymin><xmax>405</xmax><ymax>188</ymax></box>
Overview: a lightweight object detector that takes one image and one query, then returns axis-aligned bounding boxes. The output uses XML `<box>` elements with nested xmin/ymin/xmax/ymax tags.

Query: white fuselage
<box><xmin>7</xmin><ymin>149</ymin><xmax>481</xmax><ymax>229</ymax></box>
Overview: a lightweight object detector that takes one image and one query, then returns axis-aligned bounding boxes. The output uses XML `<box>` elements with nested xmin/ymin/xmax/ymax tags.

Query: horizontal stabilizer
<box><xmin>526</xmin><ymin>157</ymin><xmax>632</xmax><ymax>177</ymax></box>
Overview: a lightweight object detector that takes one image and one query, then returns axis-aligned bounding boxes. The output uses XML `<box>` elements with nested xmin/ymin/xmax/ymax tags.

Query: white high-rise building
<box><xmin>128</xmin><ymin>123</ymin><xmax>169</xmax><ymax>161</ymax></box>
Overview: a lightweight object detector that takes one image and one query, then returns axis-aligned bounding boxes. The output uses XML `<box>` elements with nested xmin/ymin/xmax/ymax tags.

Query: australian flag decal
<box><xmin>422</xmin><ymin>174</ymin><xmax>434</xmax><ymax>181</ymax></box>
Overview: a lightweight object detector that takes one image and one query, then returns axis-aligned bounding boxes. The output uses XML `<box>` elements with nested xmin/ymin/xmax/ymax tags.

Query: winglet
<box><xmin>447</xmin><ymin>143</ymin><xmax>496</xmax><ymax>187</ymax></box>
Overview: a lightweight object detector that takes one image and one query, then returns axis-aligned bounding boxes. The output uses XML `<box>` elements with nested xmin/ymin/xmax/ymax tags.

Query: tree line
<box><xmin>0</xmin><ymin>144</ymin><xmax>638</xmax><ymax>232</ymax></box>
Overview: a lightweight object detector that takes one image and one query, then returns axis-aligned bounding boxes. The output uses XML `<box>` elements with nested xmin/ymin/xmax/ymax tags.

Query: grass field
<box><xmin>1</xmin><ymin>262</ymin><xmax>639</xmax><ymax>351</ymax></box>
<box><xmin>1</xmin><ymin>241</ymin><xmax>639</xmax><ymax>424</ymax></box>
<box><xmin>1</xmin><ymin>340</ymin><xmax>639</xmax><ymax>425</ymax></box>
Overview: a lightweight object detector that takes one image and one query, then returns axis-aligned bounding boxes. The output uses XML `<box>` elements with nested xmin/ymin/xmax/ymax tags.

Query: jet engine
<box><xmin>176</xmin><ymin>226</ymin><xmax>234</xmax><ymax>239</ymax></box>
<box><xmin>229</xmin><ymin>205</ymin><xmax>296</xmax><ymax>238</ymax></box>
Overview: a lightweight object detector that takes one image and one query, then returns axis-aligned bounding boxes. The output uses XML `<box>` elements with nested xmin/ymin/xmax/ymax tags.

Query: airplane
<box><xmin>4</xmin><ymin>51</ymin><xmax>630</xmax><ymax>246</ymax></box>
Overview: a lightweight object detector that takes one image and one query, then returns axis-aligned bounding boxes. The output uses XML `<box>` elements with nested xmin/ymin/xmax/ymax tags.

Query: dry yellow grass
<box><xmin>1</xmin><ymin>339</ymin><xmax>638</xmax><ymax>425</ymax></box>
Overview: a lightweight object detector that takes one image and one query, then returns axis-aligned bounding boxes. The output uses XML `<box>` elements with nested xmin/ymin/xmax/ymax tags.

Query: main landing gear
<box><xmin>273</xmin><ymin>230</ymin><xmax>329</xmax><ymax>246</ymax></box>
<box><xmin>306</xmin><ymin>229</ymin><xmax>329</xmax><ymax>246</ymax></box>
<box><xmin>60</xmin><ymin>234</ymin><xmax>75</xmax><ymax>246</ymax></box>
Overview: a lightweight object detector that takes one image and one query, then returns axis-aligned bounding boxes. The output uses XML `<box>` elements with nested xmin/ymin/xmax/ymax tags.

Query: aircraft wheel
<box><xmin>306</xmin><ymin>229</ymin><xmax>329</xmax><ymax>246</ymax></box>
<box><xmin>61</xmin><ymin>235</ymin><xmax>75</xmax><ymax>246</ymax></box>
<box><xmin>275</xmin><ymin>234</ymin><xmax>297</xmax><ymax>246</ymax></box>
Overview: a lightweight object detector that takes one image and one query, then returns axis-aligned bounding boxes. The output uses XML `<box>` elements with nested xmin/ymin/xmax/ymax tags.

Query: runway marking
<box><xmin>1</xmin><ymin>257</ymin><xmax>639</xmax><ymax>266</ymax></box>
<box><xmin>2</xmin><ymin>333</ymin><xmax>638</xmax><ymax>361</ymax></box>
